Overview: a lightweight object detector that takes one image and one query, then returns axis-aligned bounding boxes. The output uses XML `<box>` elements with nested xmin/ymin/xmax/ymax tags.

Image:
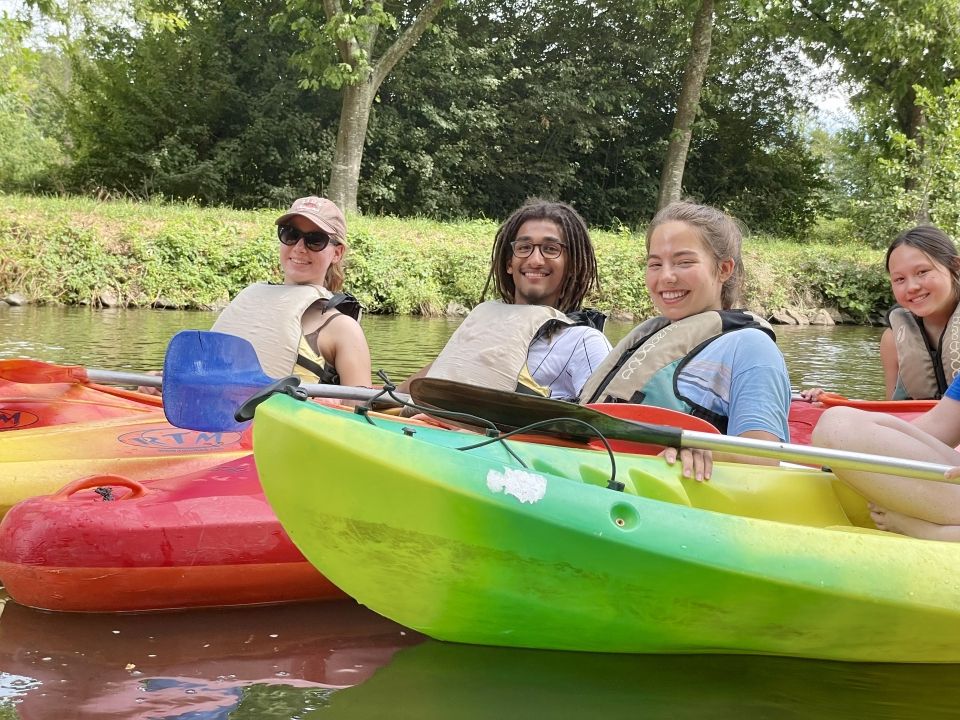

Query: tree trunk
<box><xmin>656</xmin><ymin>0</ymin><xmax>716</xmax><ymax>210</ymax></box>
<box><xmin>899</xmin><ymin>86</ymin><xmax>926</xmax><ymax>194</ymax></box>
<box><xmin>328</xmin><ymin>80</ymin><xmax>376</xmax><ymax>213</ymax></box>
<box><xmin>323</xmin><ymin>0</ymin><xmax>448</xmax><ymax>214</ymax></box>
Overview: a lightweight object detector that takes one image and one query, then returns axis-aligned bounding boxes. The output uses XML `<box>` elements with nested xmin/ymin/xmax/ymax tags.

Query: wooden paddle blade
<box><xmin>163</xmin><ymin>331</ymin><xmax>275</xmax><ymax>432</ymax></box>
<box><xmin>0</xmin><ymin>359</ymin><xmax>89</xmax><ymax>384</ymax></box>
<box><xmin>409</xmin><ymin>378</ymin><xmax>683</xmax><ymax>448</ymax></box>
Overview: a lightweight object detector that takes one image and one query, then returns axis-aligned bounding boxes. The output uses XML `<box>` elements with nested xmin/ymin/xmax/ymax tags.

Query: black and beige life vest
<box><xmin>888</xmin><ymin>304</ymin><xmax>960</xmax><ymax>400</ymax></box>
<box><xmin>425</xmin><ymin>301</ymin><xmax>602</xmax><ymax>396</ymax></box>
<box><xmin>211</xmin><ymin>282</ymin><xmax>361</xmax><ymax>384</ymax></box>
<box><xmin>578</xmin><ymin>310</ymin><xmax>774</xmax><ymax>432</ymax></box>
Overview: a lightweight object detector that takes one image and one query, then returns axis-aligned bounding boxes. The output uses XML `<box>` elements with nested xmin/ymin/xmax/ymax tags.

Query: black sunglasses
<box><xmin>278</xmin><ymin>224</ymin><xmax>339</xmax><ymax>252</ymax></box>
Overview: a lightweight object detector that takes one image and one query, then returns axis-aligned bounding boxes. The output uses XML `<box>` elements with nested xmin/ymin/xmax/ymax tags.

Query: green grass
<box><xmin>0</xmin><ymin>194</ymin><xmax>888</xmax><ymax>320</ymax></box>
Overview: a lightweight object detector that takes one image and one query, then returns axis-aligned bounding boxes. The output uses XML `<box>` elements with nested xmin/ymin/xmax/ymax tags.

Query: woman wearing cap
<box><xmin>211</xmin><ymin>196</ymin><xmax>371</xmax><ymax>388</ymax></box>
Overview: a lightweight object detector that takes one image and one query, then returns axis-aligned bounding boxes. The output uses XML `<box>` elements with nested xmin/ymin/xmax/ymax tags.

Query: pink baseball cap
<box><xmin>275</xmin><ymin>196</ymin><xmax>347</xmax><ymax>242</ymax></box>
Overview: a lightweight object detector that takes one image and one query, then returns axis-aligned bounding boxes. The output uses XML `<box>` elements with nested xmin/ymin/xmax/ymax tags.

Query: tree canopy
<box><xmin>3</xmin><ymin>0</ymin><xmax>960</xmax><ymax>239</ymax></box>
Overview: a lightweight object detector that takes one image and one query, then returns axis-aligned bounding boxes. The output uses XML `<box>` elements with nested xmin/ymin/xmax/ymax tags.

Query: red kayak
<box><xmin>788</xmin><ymin>394</ymin><xmax>930</xmax><ymax>445</ymax></box>
<box><xmin>0</xmin><ymin>453</ymin><xmax>343</xmax><ymax>612</ymax></box>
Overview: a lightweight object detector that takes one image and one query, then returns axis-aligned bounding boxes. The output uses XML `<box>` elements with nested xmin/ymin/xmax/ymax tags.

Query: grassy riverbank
<box><xmin>0</xmin><ymin>195</ymin><xmax>890</xmax><ymax>321</ymax></box>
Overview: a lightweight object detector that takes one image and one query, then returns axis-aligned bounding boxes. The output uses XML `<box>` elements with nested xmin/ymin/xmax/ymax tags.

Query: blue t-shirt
<box><xmin>944</xmin><ymin>373</ymin><xmax>960</xmax><ymax>401</ymax></box>
<box><xmin>676</xmin><ymin>328</ymin><xmax>791</xmax><ymax>441</ymax></box>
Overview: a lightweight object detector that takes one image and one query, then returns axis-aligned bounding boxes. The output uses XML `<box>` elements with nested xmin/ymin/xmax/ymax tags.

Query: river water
<box><xmin>0</xmin><ymin>304</ymin><xmax>886</xmax><ymax>397</ymax></box>
<box><xmin>2</xmin><ymin>305</ymin><xmax>955</xmax><ymax>720</ymax></box>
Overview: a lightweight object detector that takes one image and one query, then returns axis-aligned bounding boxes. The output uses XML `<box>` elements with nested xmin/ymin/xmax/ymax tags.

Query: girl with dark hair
<box><xmin>881</xmin><ymin>225</ymin><xmax>960</xmax><ymax>400</ymax></box>
<box><xmin>803</xmin><ymin>225</ymin><xmax>960</xmax><ymax>402</ymax></box>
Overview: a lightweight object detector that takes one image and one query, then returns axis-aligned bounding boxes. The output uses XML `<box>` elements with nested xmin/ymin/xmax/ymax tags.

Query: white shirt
<box><xmin>527</xmin><ymin>325</ymin><xmax>613</xmax><ymax>400</ymax></box>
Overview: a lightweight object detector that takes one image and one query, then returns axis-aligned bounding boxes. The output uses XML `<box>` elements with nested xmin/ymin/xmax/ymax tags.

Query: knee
<box><xmin>811</xmin><ymin>407</ymin><xmax>868</xmax><ymax>448</ymax></box>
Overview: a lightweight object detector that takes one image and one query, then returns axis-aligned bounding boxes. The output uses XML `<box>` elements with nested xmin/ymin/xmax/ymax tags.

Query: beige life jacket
<box><xmin>211</xmin><ymin>282</ymin><xmax>332</xmax><ymax>379</ymax></box>
<box><xmin>425</xmin><ymin>301</ymin><xmax>574</xmax><ymax>394</ymax></box>
<box><xmin>889</xmin><ymin>304</ymin><xmax>960</xmax><ymax>399</ymax></box>
<box><xmin>579</xmin><ymin>310</ymin><xmax>774</xmax><ymax>413</ymax></box>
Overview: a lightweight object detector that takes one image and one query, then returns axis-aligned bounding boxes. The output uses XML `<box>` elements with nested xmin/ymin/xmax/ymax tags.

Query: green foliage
<box><xmin>590</xmin><ymin>226</ymin><xmax>653</xmax><ymax>317</ymax></box>
<box><xmin>361</xmin><ymin>0</ymin><xmax>825</xmax><ymax>234</ymax></box>
<box><xmin>791</xmin><ymin>0</ymin><xmax>960</xmax><ymax>142</ymax></box>
<box><xmin>345</xmin><ymin>218</ymin><xmax>489</xmax><ymax>314</ymax></box>
<box><xmin>278</xmin><ymin>0</ymin><xmax>395</xmax><ymax>90</ymax></box>
<box><xmin>0</xmin><ymin>16</ymin><xmax>66</xmax><ymax>191</ymax></box>
<box><xmin>798</xmin><ymin>252</ymin><xmax>889</xmax><ymax>322</ymax></box>
<box><xmin>801</xmin><ymin>216</ymin><xmax>859</xmax><ymax>245</ymax></box>
<box><xmin>0</xmin><ymin>195</ymin><xmax>895</xmax><ymax>323</ymax></box>
<box><xmin>18</xmin><ymin>0</ymin><xmax>828</xmax><ymax>236</ymax></box>
<box><xmin>820</xmin><ymin>81</ymin><xmax>960</xmax><ymax>247</ymax></box>
<box><xmin>62</xmin><ymin>0</ymin><xmax>341</xmax><ymax>207</ymax></box>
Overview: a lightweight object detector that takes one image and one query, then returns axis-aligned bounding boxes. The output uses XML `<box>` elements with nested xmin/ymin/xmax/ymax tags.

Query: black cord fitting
<box><xmin>402</xmin><ymin>427</ymin><xmax>416</xmax><ymax>437</ymax></box>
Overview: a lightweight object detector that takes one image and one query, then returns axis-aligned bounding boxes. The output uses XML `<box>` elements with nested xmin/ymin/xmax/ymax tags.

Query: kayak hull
<box><xmin>0</xmin><ymin>414</ymin><xmax>251</xmax><ymax>516</ymax></box>
<box><xmin>0</xmin><ymin>454</ymin><xmax>344</xmax><ymax>612</ymax></box>
<box><xmin>255</xmin><ymin>394</ymin><xmax>960</xmax><ymax>662</ymax></box>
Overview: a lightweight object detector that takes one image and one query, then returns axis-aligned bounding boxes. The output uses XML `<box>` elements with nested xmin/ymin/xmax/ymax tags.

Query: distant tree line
<box><xmin>2</xmin><ymin>0</ymin><xmax>960</xmax><ymax>241</ymax></box>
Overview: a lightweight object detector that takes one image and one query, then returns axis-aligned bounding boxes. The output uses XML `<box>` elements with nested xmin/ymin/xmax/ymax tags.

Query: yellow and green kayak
<box><xmin>255</xmin><ymin>393</ymin><xmax>960</xmax><ymax>663</ymax></box>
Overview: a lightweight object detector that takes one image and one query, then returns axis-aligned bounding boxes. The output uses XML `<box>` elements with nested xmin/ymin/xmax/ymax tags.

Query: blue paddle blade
<box><xmin>163</xmin><ymin>330</ymin><xmax>276</xmax><ymax>432</ymax></box>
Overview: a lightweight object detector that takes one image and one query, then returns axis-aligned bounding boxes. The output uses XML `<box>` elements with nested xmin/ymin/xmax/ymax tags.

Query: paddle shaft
<box><xmin>86</xmin><ymin>369</ymin><xmax>162</xmax><ymax>388</ymax></box>
<box><xmin>680</xmin><ymin>429</ymin><xmax>954</xmax><ymax>483</ymax></box>
<box><xmin>300</xmin><ymin>383</ymin><xmax>410</xmax><ymax>404</ymax></box>
<box><xmin>31</xmin><ymin>364</ymin><xmax>412</xmax><ymax>405</ymax></box>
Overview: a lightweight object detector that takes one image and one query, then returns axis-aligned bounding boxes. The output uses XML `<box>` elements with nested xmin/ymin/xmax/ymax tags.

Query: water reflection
<box><xmin>2</xmin><ymin>306</ymin><xmax>888</xmax><ymax>398</ymax></box>
<box><xmin>0</xmin><ymin>599</ymin><xmax>422</xmax><ymax>719</ymax></box>
<box><xmin>316</xmin><ymin>640</ymin><xmax>960</xmax><ymax>720</ymax></box>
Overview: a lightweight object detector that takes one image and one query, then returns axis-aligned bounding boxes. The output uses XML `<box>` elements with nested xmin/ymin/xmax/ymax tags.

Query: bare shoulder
<box><xmin>324</xmin><ymin>310</ymin><xmax>367</xmax><ymax>342</ymax></box>
<box><xmin>879</xmin><ymin>327</ymin><xmax>895</xmax><ymax>353</ymax></box>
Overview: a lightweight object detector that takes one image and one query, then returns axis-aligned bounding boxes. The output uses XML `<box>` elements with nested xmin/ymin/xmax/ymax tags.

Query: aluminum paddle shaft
<box><xmin>680</xmin><ymin>429</ymin><xmax>954</xmax><ymax>483</ymax></box>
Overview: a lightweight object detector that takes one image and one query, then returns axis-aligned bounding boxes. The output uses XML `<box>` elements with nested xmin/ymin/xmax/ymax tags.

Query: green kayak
<box><xmin>254</xmin><ymin>394</ymin><xmax>960</xmax><ymax>663</ymax></box>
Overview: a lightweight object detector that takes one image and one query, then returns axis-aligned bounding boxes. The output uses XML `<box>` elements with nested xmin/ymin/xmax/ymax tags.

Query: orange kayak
<box><xmin>0</xmin><ymin>375</ymin><xmax>161</xmax><ymax>431</ymax></box>
<box><xmin>817</xmin><ymin>391</ymin><xmax>936</xmax><ymax>413</ymax></box>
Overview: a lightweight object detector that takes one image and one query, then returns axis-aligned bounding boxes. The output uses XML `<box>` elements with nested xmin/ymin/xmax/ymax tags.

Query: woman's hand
<box><xmin>798</xmin><ymin>387</ymin><xmax>825</xmax><ymax>403</ymax></box>
<box><xmin>137</xmin><ymin>370</ymin><xmax>162</xmax><ymax>396</ymax></box>
<box><xmin>660</xmin><ymin>447</ymin><xmax>713</xmax><ymax>482</ymax></box>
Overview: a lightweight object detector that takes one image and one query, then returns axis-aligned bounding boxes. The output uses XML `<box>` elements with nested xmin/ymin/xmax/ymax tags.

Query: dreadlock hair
<box><xmin>646</xmin><ymin>200</ymin><xmax>746</xmax><ymax>310</ymax></box>
<box><xmin>481</xmin><ymin>199</ymin><xmax>599</xmax><ymax>313</ymax></box>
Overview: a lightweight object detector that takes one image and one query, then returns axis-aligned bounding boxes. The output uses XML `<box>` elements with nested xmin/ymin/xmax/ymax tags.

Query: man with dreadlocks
<box><xmin>405</xmin><ymin>199</ymin><xmax>611</xmax><ymax>400</ymax></box>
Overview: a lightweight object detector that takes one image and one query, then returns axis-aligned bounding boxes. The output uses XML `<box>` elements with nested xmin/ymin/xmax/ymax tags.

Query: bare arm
<box><xmin>712</xmin><ymin>429</ymin><xmax>782</xmax><ymax>466</ymax></box>
<box><xmin>879</xmin><ymin>328</ymin><xmax>899</xmax><ymax>400</ymax></box>
<box><xmin>913</xmin><ymin>395</ymin><xmax>960</xmax><ymax>447</ymax></box>
<box><xmin>315</xmin><ymin>314</ymin><xmax>372</xmax><ymax>388</ymax></box>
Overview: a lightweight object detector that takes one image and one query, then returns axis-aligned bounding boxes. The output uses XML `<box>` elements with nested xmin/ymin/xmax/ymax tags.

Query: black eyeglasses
<box><xmin>510</xmin><ymin>240</ymin><xmax>566</xmax><ymax>259</ymax></box>
<box><xmin>278</xmin><ymin>225</ymin><xmax>339</xmax><ymax>252</ymax></box>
